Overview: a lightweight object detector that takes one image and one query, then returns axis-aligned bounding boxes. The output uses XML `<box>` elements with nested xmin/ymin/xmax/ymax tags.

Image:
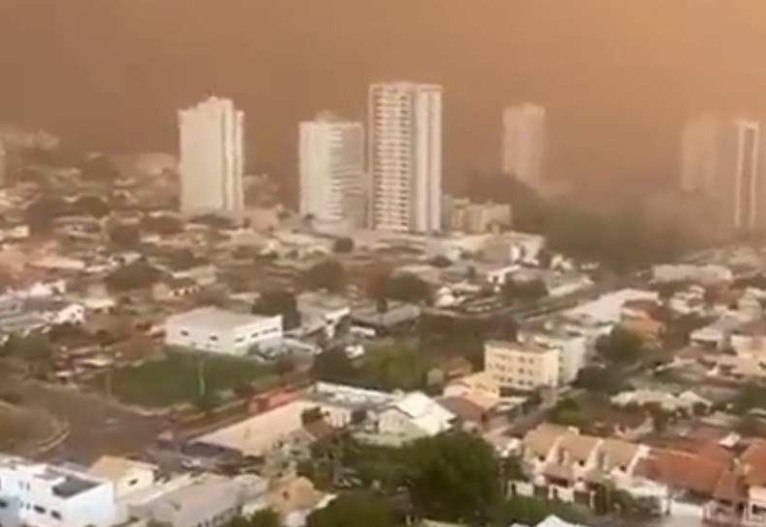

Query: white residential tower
<box><xmin>368</xmin><ymin>82</ymin><xmax>442</xmax><ymax>233</ymax></box>
<box><xmin>299</xmin><ymin>111</ymin><xmax>365</xmax><ymax>226</ymax></box>
<box><xmin>680</xmin><ymin>115</ymin><xmax>764</xmax><ymax>230</ymax></box>
<box><xmin>502</xmin><ymin>103</ymin><xmax>546</xmax><ymax>189</ymax></box>
<box><xmin>178</xmin><ymin>96</ymin><xmax>244</xmax><ymax>215</ymax></box>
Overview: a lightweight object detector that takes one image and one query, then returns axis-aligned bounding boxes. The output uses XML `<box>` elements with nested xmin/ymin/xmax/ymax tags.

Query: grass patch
<box><xmin>111</xmin><ymin>352</ymin><xmax>275</xmax><ymax>407</ymax></box>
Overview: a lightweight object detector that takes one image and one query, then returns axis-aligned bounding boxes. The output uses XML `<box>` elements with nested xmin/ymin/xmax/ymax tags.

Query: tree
<box><xmin>501</xmin><ymin>279</ymin><xmax>547</xmax><ymax>305</ymax></box>
<box><xmin>303</xmin><ymin>260</ymin><xmax>346</xmax><ymax>293</ymax></box>
<box><xmin>386</xmin><ymin>273</ymin><xmax>430</xmax><ymax>304</ymax></box>
<box><xmin>79</xmin><ymin>154</ymin><xmax>119</xmax><ymax>180</ymax></box>
<box><xmin>73</xmin><ymin>195</ymin><xmax>110</xmax><ymax>218</ymax></box>
<box><xmin>428</xmin><ymin>256</ymin><xmax>452</xmax><ymax>268</ymax></box>
<box><xmin>226</xmin><ymin>509</ymin><xmax>280</xmax><ymax>527</ymax></box>
<box><xmin>307</xmin><ymin>492</ymin><xmax>396</xmax><ymax>527</ymax></box>
<box><xmin>253</xmin><ymin>289</ymin><xmax>301</xmax><ymax>330</ymax></box>
<box><xmin>333</xmin><ymin>237</ymin><xmax>354</xmax><ymax>254</ymax></box>
<box><xmin>25</xmin><ymin>195</ymin><xmax>68</xmax><ymax>233</ymax></box>
<box><xmin>312</xmin><ymin>348</ymin><xmax>356</xmax><ymax>384</ymax></box>
<box><xmin>595</xmin><ymin>327</ymin><xmax>643</xmax><ymax>365</ymax></box>
<box><xmin>403</xmin><ymin>431</ymin><xmax>501</xmax><ymax>523</ymax></box>
<box><xmin>142</xmin><ymin>215</ymin><xmax>182</xmax><ymax>235</ymax></box>
<box><xmin>109</xmin><ymin>224</ymin><xmax>141</xmax><ymax>248</ymax></box>
<box><xmin>494</xmin><ymin>495</ymin><xmax>587</xmax><ymax>526</ymax></box>
<box><xmin>105</xmin><ymin>261</ymin><xmax>160</xmax><ymax>291</ymax></box>
<box><xmin>573</xmin><ymin>365</ymin><xmax>623</xmax><ymax>394</ymax></box>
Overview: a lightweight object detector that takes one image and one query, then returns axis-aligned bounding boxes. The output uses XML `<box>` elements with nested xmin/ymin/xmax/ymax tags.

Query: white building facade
<box><xmin>178</xmin><ymin>96</ymin><xmax>245</xmax><ymax>215</ymax></box>
<box><xmin>502</xmin><ymin>103</ymin><xmax>546</xmax><ymax>189</ymax></box>
<box><xmin>368</xmin><ymin>82</ymin><xmax>442</xmax><ymax>233</ymax></box>
<box><xmin>299</xmin><ymin>112</ymin><xmax>365</xmax><ymax>226</ymax></box>
<box><xmin>484</xmin><ymin>340</ymin><xmax>559</xmax><ymax>391</ymax></box>
<box><xmin>680</xmin><ymin>115</ymin><xmax>766</xmax><ymax>230</ymax></box>
<box><xmin>165</xmin><ymin>306</ymin><xmax>282</xmax><ymax>355</ymax></box>
<box><xmin>0</xmin><ymin>455</ymin><xmax>117</xmax><ymax>527</ymax></box>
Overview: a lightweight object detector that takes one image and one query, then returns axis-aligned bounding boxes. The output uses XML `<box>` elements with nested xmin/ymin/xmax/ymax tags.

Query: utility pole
<box><xmin>197</xmin><ymin>356</ymin><xmax>206</xmax><ymax>398</ymax></box>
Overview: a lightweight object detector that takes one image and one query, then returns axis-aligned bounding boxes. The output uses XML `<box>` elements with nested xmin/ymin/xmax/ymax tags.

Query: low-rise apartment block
<box><xmin>484</xmin><ymin>340</ymin><xmax>559</xmax><ymax>392</ymax></box>
<box><xmin>165</xmin><ymin>306</ymin><xmax>282</xmax><ymax>355</ymax></box>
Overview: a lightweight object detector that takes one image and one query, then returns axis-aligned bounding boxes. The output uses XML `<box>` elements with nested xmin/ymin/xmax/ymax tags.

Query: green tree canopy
<box><xmin>501</xmin><ymin>278</ymin><xmax>548</xmax><ymax>305</ymax></box>
<box><xmin>333</xmin><ymin>237</ymin><xmax>354</xmax><ymax>254</ymax></box>
<box><xmin>386</xmin><ymin>273</ymin><xmax>430</xmax><ymax>304</ymax></box>
<box><xmin>109</xmin><ymin>224</ymin><xmax>141</xmax><ymax>248</ymax></box>
<box><xmin>303</xmin><ymin>259</ymin><xmax>346</xmax><ymax>293</ymax></box>
<box><xmin>306</xmin><ymin>492</ymin><xmax>396</xmax><ymax>527</ymax></box>
<box><xmin>403</xmin><ymin>431</ymin><xmax>501</xmax><ymax>524</ymax></box>
<box><xmin>253</xmin><ymin>289</ymin><xmax>301</xmax><ymax>330</ymax></box>
<box><xmin>105</xmin><ymin>261</ymin><xmax>160</xmax><ymax>292</ymax></box>
<box><xmin>595</xmin><ymin>327</ymin><xmax>643</xmax><ymax>365</ymax></box>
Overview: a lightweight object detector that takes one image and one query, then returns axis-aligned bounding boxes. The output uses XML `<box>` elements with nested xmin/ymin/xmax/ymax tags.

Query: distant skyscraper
<box><xmin>0</xmin><ymin>140</ymin><xmax>7</xmax><ymax>187</ymax></box>
<box><xmin>680</xmin><ymin>115</ymin><xmax>764</xmax><ymax>230</ymax></box>
<box><xmin>368</xmin><ymin>82</ymin><xmax>442</xmax><ymax>233</ymax></box>
<box><xmin>178</xmin><ymin>96</ymin><xmax>244</xmax><ymax>215</ymax></box>
<box><xmin>299</xmin><ymin>111</ymin><xmax>365</xmax><ymax>226</ymax></box>
<box><xmin>502</xmin><ymin>103</ymin><xmax>546</xmax><ymax>188</ymax></box>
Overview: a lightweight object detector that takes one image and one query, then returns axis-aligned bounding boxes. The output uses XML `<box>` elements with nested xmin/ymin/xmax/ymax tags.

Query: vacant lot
<box><xmin>111</xmin><ymin>352</ymin><xmax>276</xmax><ymax>408</ymax></box>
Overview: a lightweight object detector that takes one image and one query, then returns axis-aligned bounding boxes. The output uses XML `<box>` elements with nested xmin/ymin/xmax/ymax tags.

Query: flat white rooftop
<box><xmin>166</xmin><ymin>306</ymin><xmax>277</xmax><ymax>332</ymax></box>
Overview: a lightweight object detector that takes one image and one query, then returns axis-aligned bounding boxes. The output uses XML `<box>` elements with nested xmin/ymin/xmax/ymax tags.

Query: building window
<box><xmin>34</xmin><ymin>505</ymin><xmax>46</xmax><ymax>514</ymax></box>
<box><xmin>51</xmin><ymin>510</ymin><xmax>62</xmax><ymax>520</ymax></box>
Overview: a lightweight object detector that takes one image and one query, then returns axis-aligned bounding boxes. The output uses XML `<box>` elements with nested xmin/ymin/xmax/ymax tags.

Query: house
<box><xmin>296</xmin><ymin>291</ymin><xmax>350</xmax><ymax>337</ymax></box>
<box><xmin>691</xmin><ymin>311</ymin><xmax>753</xmax><ymax>350</ymax></box>
<box><xmin>703</xmin><ymin>440</ymin><xmax>766</xmax><ymax>526</ymax></box>
<box><xmin>89</xmin><ymin>456</ymin><xmax>158</xmax><ymax>524</ymax></box>
<box><xmin>610</xmin><ymin>389</ymin><xmax>711</xmax><ymax>414</ymax></box>
<box><xmin>564</xmin><ymin>289</ymin><xmax>659</xmax><ymax>326</ymax></box>
<box><xmin>164</xmin><ymin>306</ymin><xmax>283</xmax><ymax>355</ymax></box>
<box><xmin>0</xmin><ymin>454</ymin><xmax>117</xmax><ymax>527</ymax></box>
<box><xmin>523</xmin><ymin>331</ymin><xmax>587</xmax><ymax>386</ymax></box>
<box><xmin>127</xmin><ymin>472</ymin><xmax>255</xmax><ymax>527</ymax></box>
<box><xmin>437</xmin><ymin>395</ymin><xmax>488</xmax><ymax>431</ymax></box>
<box><xmin>351</xmin><ymin>301</ymin><xmax>421</xmax><ymax>335</ymax></box>
<box><xmin>652</xmin><ymin>264</ymin><xmax>733</xmax><ymax>285</ymax></box>
<box><xmin>151</xmin><ymin>277</ymin><xmax>201</xmax><ymax>302</ymax></box>
<box><xmin>194</xmin><ymin>394</ymin><xmax>370</xmax><ymax>458</ymax></box>
<box><xmin>484</xmin><ymin>339</ymin><xmax>559</xmax><ymax>392</ymax></box>
<box><xmin>518</xmin><ymin>425</ymin><xmax>666</xmax><ymax>509</ymax></box>
<box><xmin>88</xmin><ymin>456</ymin><xmax>157</xmax><ymax>500</ymax></box>
<box><xmin>376</xmin><ymin>392</ymin><xmax>455</xmax><ymax>441</ymax></box>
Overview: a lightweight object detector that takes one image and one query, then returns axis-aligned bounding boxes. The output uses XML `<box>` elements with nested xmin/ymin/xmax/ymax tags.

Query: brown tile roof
<box><xmin>438</xmin><ymin>396</ymin><xmax>485</xmax><ymax>424</ymax></box>
<box><xmin>639</xmin><ymin>447</ymin><xmax>729</xmax><ymax>497</ymax></box>
<box><xmin>523</xmin><ymin>424</ymin><xmax>570</xmax><ymax>460</ymax></box>
<box><xmin>302</xmin><ymin>419</ymin><xmax>337</xmax><ymax>441</ymax></box>
<box><xmin>741</xmin><ymin>440</ymin><xmax>766</xmax><ymax>487</ymax></box>
<box><xmin>712</xmin><ymin>469</ymin><xmax>747</xmax><ymax>502</ymax></box>
<box><xmin>599</xmin><ymin>438</ymin><xmax>640</xmax><ymax>472</ymax></box>
<box><xmin>558</xmin><ymin>433</ymin><xmax>601</xmax><ymax>463</ymax></box>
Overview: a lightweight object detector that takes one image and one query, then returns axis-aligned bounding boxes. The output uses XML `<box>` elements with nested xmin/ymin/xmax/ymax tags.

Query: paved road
<box><xmin>5</xmin><ymin>377</ymin><xmax>165</xmax><ymax>464</ymax></box>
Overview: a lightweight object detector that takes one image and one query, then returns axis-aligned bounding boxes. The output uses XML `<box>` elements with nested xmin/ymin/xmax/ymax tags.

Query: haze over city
<box><xmin>2</xmin><ymin>3</ymin><xmax>766</xmax><ymax>527</ymax></box>
<box><xmin>2</xmin><ymin>0</ymin><xmax>766</xmax><ymax>197</ymax></box>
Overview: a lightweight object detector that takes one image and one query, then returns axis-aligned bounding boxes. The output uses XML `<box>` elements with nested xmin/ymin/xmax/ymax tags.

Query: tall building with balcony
<box><xmin>299</xmin><ymin>111</ymin><xmax>365</xmax><ymax>226</ymax></box>
<box><xmin>680</xmin><ymin>116</ymin><xmax>765</xmax><ymax>230</ymax></box>
<box><xmin>502</xmin><ymin>103</ymin><xmax>546</xmax><ymax>189</ymax></box>
<box><xmin>368</xmin><ymin>82</ymin><xmax>442</xmax><ymax>233</ymax></box>
<box><xmin>178</xmin><ymin>96</ymin><xmax>244</xmax><ymax>215</ymax></box>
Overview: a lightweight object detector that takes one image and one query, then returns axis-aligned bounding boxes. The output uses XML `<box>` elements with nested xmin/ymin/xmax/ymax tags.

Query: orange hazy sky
<box><xmin>1</xmin><ymin>0</ymin><xmax>766</xmax><ymax>197</ymax></box>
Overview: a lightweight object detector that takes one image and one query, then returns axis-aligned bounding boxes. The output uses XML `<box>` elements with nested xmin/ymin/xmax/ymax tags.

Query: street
<box><xmin>4</xmin><ymin>377</ymin><xmax>166</xmax><ymax>464</ymax></box>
